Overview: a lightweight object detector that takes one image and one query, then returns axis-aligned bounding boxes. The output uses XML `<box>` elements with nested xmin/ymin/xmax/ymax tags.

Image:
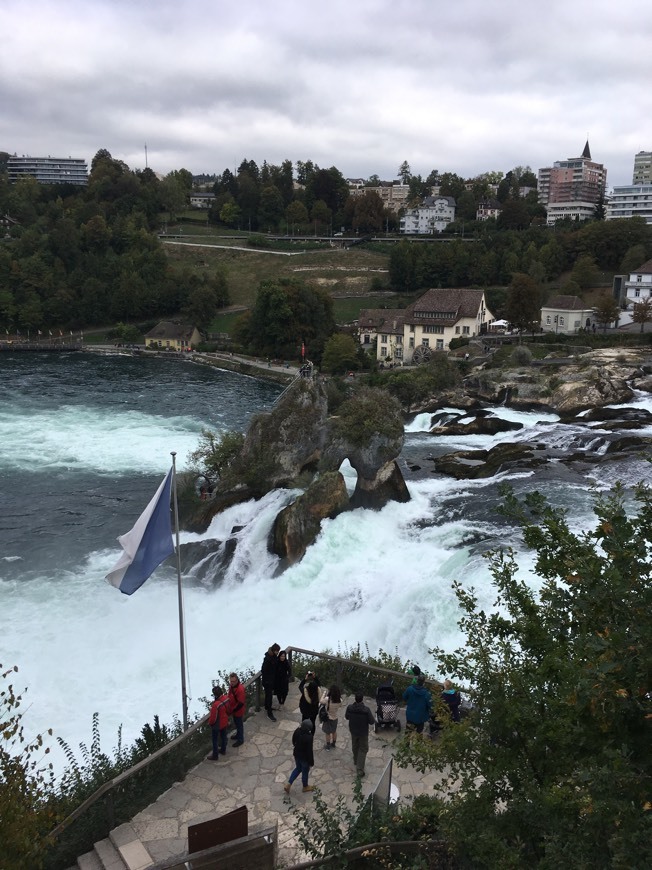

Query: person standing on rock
<box><xmin>261</xmin><ymin>643</ymin><xmax>280</xmax><ymax>721</ymax></box>
<box><xmin>345</xmin><ymin>692</ymin><xmax>375</xmax><ymax>777</ymax></box>
<box><xmin>228</xmin><ymin>672</ymin><xmax>246</xmax><ymax>746</ymax></box>
<box><xmin>284</xmin><ymin>719</ymin><xmax>315</xmax><ymax>794</ymax></box>
<box><xmin>207</xmin><ymin>685</ymin><xmax>232</xmax><ymax>760</ymax></box>
<box><xmin>274</xmin><ymin>649</ymin><xmax>291</xmax><ymax>708</ymax></box>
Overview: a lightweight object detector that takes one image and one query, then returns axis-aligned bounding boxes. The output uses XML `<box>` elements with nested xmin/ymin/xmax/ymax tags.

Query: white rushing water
<box><xmin>2</xmin><ymin>364</ymin><xmax>650</xmax><ymax>776</ymax></box>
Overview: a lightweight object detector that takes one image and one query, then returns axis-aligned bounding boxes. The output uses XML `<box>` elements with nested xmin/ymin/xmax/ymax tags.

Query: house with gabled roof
<box><xmin>360</xmin><ymin>289</ymin><xmax>493</xmax><ymax>364</ymax></box>
<box><xmin>144</xmin><ymin>321</ymin><xmax>202</xmax><ymax>351</ymax></box>
<box><xmin>358</xmin><ymin>308</ymin><xmax>406</xmax><ymax>361</ymax></box>
<box><xmin>540</xmin><ymin>295</ymin><xmax>597</xmax><ymax>334</ymax></box>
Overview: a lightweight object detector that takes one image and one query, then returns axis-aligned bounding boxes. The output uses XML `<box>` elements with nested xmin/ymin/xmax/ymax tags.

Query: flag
<box><xmin>301</xmin><ymin>341</ymin><xmax>305</xmax><ymax>360</ymax></box>
<box><xmin>106</xmin><ymin>469</ymin><xmax>175</xmax><ymax>595</ymax></box>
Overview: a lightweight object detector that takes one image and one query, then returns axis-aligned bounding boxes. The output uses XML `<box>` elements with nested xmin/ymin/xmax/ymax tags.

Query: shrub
<box><xmin>510</xmin><ymin>345</ymin><xmax>532</xmax><ymax>366</ymax></box>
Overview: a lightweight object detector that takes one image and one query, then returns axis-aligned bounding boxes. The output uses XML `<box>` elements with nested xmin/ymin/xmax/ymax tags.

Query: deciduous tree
<box><xmin>396</xmin><ymin>484</ymin><xmax>652</xmax><ymax>869</ymax></box>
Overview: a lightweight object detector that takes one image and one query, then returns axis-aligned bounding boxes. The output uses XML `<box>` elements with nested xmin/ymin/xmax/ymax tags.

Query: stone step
<box><xmin>77</xmin><ymin>852</ymin><xmax>103</xmax><ymax>870</ymax></box>
<box><xmin>109</xmin><ymin>823</ymin><xmax>154</xmax><ymax>870</ymax></box>
<box><xmin>93</xmin><ymin>837</ymin><xmax>128</xmax><ymax>870</ymax></box>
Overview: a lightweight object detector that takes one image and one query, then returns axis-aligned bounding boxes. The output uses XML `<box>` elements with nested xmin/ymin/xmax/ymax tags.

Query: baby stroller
<box><xmin>374</xmin><ymin>682</ymin><xmax>401</xmax><ymax>732</ymax></box>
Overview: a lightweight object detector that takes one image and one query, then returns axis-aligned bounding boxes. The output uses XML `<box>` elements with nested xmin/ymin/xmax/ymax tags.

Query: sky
<box><xmin>2</xmin><ymin>0</ymin><xmax>651</xmax><ymax>188</ymax></box>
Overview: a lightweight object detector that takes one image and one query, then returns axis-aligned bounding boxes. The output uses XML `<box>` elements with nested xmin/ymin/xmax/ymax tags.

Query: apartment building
<box><xmin>8</xmin><ymin>155</ymin><xmax>88</xmax><ymax>186</ymax></box>
<box><xmin>538</xmin><ymin>141</ymin><xmax>606</xmax><ymax>225</ymax></box>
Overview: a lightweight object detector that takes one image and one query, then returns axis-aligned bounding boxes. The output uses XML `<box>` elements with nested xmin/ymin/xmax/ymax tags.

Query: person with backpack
<box><xmin>441</xmin><ymin>679</ymin><xmax>462</xmax><ymax>723</ymax></box>
<box><xmin>261</xmin><ymin>643</ymin><xmax>280</xmax><ymax>721</ymax></box>
<box><xmin>284</xmin><ymin>719</ymin><xmax>316</xmax><ymax>794</ymax></box>
<box><xmin>228</xmin><ymin>672</ymin><xmax>246</xmax><ymax>746</ymax></box>
<box><xmin>207</xmin><ymin>685</ymin><xmax>232</xmax><ymax>760</ymax></box>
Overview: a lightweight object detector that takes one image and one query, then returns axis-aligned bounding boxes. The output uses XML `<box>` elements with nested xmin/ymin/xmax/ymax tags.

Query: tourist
<box><xmin>299</xmin><ymin>672</ymin><xmax>321</xmax><ymax>726</ymax></box>
<box><xmin>228</xmin><ymin>672</ymin><xmax>246</xmax><ymax>746</ymax></box>
<box><xmin>284</xmin><ymin>719</ymin><xmax>315</xmax><ymax>794</ymax></box>
<box><xmin>408</xmin><ymin>664</ymin><xmax>422</xmax><ymax>684</ymax></box>
<box><xmin>403</xmin><ymin>674</ymin><xmax>432</xmax><ymax>733</ymax></box>
<box><xmin>320</xmin><ymin>684</ymin><xmax>342</xmax><ymax>750</ymax></box>
<box><xmin>441</xmin><ymin>679</ymin><xmax>462</xmax><ymax>723</ymax></box>
<box><xmin>274</xmin><ymin>649</ymin><xmax>291</xmax><ymax>708</ymax></box>
<box><xmin>344</xmin><ymin>692</ymin><xmax>375</xmax><ymax>777</ymax></box>
<box><xmin>206</xmin><ymin>685</ymin><xmax>232</xmax><ymax>760</ymax></box>
<box><xmin>261</xmin><ymin>643</ymin><xmax>280</xmax><ymax>721</ymax></box>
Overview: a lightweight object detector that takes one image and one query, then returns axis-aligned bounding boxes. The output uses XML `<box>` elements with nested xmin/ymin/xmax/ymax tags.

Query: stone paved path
<box><xmin>130</xmin><ymin>693</ymin><xmax>445</xmax><ymax>867</ymax></box>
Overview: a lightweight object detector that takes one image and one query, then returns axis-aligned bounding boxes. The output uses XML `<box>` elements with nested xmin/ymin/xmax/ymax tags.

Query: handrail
<box><xmin>48</xmin><ymin>646</ymin><xmax>446</xmax><ymax>843</ymax></box>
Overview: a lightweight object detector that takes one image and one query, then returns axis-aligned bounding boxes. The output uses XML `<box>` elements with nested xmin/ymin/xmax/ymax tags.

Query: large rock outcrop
<box><xmin>271</xmin><ymin>471</ymin><xmax>350</xmax><ymax>564</ymax></box>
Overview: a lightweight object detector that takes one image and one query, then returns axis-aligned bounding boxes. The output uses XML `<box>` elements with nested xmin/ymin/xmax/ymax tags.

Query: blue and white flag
<box><xmin>106</xmin><ymin>469</ymin><xmax>175</xmax><ymax>595</ymax></box>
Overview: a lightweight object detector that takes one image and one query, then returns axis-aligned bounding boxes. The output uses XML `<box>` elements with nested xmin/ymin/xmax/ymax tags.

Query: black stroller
<box><xmin>374</xmin><ymin>681</ymin><xmax>401</xmax><ymax>732</ymax></box>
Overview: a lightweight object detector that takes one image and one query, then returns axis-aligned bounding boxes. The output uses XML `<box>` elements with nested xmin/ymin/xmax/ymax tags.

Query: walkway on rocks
<box><xmin>89</xmin><ymin>693</ymin><xmax>446</xmax><ymax>869</ymax></box>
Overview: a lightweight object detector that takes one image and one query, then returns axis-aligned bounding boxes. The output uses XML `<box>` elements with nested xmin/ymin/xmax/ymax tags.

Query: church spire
<box><xmin>582</xmin><ymin>139</ymin><xmax>591</xmax><ymax>160</ymax></box>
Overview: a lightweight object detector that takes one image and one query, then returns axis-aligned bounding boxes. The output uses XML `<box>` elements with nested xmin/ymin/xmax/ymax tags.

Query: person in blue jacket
<box><xmin>402</xmin><ymin>673</ymin><xmax>432</xmax><ymax>733</ymax></box>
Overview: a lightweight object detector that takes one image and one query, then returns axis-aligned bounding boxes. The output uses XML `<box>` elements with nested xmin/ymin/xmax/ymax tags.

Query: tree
<box><xmin>438</xmin><ymin>172</ymin><xmax>466</xmax><ymax>201</ymax></box>
<box><xmin>321</xmin><ymin>333</ymin><xmax>360</xmax><ymax>374</ymax></box>
<box><xmin>285</xmin><ymin>199</ymin><xmax>309</xmax><ymax>232</ymax></box>
<box><xmin>1</xmin><ymin>665</ymin><xmax>58</xmax><ymax>869</ymax></box>
<box><xmin>594</xmin><ymin>293</ymin><xmax>621</xmax><ymax>332</ymax></box>
<box><xmin>350</xmin><ymin>190</ymin><xmax>384</xmax><ymax>233</ymax></box>
<box><xmin>397</xmin><ymin>161</ymin><xmax>411</xmax><ymax>184</ymax></box>
<box><xmin>497</xmin><ymin>199</ymin><xmax>531</xmax><ymax>230</ymax></box>
<box><xmin>505</xmin><ymin>273</ymin><xmax>542</xmax><ymax>336</ymax></box>
<box><xmin>632</xmin><ymin>298</ymin><xmax>652</xmax><ymax>333</ymax></box>
<box><xmin>571</xmin><ymin>254</ymin><xmax>600</xmax><ymax>290</ymax></box>
<box><xmin>241</xmin><ymin>277</ymin><xmax>336</xmax><ymax>361</ymax></box>
<box><xmin>397</xmin><ymin>484</ymin><xmax>652</xmax><ymax>869</ymax></box>
<box><xmin>258</xmin><ymin>185</ymin><xmax>285</xmax><ymax>231</ymax></box>
<box><xmin>619</xmin><ymin>244</ymin><xmax>648</xmax><ymax>274</ymax></box>
<box><xmin>310</xmin><ymin>199</ymin><xmax>332</xmax><ymax>232</ymax></box>
<box><xmin>188</xmin><ymin>430</ymin><xmax>245</xmax><ymax>485</ymax></box>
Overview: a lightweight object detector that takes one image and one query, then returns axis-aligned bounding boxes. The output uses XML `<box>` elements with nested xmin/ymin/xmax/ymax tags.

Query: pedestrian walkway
<box><xmin>123</xmin><ymin>692</ymin><xmax>445</xmax><ymax>868</ymax></box>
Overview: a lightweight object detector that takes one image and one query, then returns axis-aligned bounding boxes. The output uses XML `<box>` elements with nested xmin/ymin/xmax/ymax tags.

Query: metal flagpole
<box><xmin>171</xmin><ymin>452</ymin><xmax>189</xmax><ymax>730</ymax></box>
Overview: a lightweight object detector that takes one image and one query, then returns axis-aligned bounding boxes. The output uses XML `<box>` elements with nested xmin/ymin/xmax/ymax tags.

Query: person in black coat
<box><xmin>274</xmin><ymin>649</ymin><xmax>291</xmax><ymax>707</ymax></box>
<box><xmin>261</xmin><ymin>643</ymin><xmax>280</xmax><ymax>721</ymax></box>
<box><xmin>284</xmin><ymin>719</ymin><xmax>315</xmax><ymax>793</ymax></box>
<box><xmin>299</xmin><ymin>672</ymin><xmax>320</xmax><ymax>726</ymax></box>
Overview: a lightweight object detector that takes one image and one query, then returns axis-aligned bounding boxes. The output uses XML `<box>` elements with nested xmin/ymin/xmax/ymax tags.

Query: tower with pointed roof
<box><xmin>537</xmin><ymin>141</ymin><xmax>607</xmax><ymax>224</ymax></box>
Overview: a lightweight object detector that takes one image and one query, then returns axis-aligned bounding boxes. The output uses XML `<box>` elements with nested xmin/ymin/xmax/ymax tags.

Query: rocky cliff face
<box><xmin>203</xmin><ymin>379</ymin><xmax>410</xmax><ymax>565</ymax></box>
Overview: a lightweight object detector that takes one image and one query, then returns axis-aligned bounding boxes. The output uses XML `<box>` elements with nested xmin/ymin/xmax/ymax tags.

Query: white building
<box><xmin>612</xmin><ymin>259</ymin><xmax>652</xmax><ymax>326</ymax></box>
<box><xmin>540</xmin><ymin>295</ymin><xmax>597</xmax><ymax>334</ymax></box>
<box><xmin>606</xmin><ymin>185</ymin><xmax>652</xmax><ymax>226</ymax></box>
<box><xmin>633</xmin><ymin>151</ymin><xmax>652</xmax><ymax>185</ymax></box>
<box><xmin>8</xmin><ymin>155</ymin><xmax>88</xmax><ymax>186</ymax></box>
<box><xmin>189</xmin><ymin>192</ymin><xmax>215</xmax><ymax>209</ymax></box>
<box><xmin>400</xmin><ymin>196</ymin><xmax>456</xmax><ymax>234</ymax></box>
<box><xmin>360</xmin><ymin>288</ymin><xmax>492</xmax><ymax>363</ymax></box>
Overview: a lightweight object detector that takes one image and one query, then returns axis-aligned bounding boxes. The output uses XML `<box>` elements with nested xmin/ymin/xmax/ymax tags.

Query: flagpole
<box><xmin>171</xmin><ymin>452</ymin><xmax>189</xmax><ymax>730</ymax></box>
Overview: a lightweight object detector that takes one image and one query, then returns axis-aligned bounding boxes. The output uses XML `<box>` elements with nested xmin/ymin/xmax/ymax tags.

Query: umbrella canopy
<box><xmin>491</xmin><ymin>319</ymin><xmax>509</xmax><ymax>327</ymax></box>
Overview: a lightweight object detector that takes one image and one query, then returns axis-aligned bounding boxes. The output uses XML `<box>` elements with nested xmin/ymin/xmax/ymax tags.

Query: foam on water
<box><xmin>0</xmin><ymin>405</ymin><xmax>209</xmax><ymax>474</ymax></box>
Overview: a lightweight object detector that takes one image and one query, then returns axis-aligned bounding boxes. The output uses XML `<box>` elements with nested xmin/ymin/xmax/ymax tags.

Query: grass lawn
<box><xmin>163</xmin><ymin>242</ymin><xmax>391</xmax><ymax>308</ymax></box>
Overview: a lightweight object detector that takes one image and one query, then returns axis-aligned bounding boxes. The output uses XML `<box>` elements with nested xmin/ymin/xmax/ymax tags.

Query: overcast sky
<box><xmin>2</xmin><ymin>0</ymin><xmax>651</xmax><ymax>187</ymax></box>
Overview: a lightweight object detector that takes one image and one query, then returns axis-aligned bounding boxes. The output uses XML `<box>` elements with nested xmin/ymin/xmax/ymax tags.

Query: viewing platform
<box><xmin>73</xmin><ymin>689</ymin><xmax>448</xmax><ymax>869</ymax></box>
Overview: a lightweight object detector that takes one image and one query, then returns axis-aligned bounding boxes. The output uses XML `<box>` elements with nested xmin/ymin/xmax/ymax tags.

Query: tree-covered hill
<box><xmin>0</xmin><ymin>151</ymin><xmax>228</xmax><ymax>332</ymax></box>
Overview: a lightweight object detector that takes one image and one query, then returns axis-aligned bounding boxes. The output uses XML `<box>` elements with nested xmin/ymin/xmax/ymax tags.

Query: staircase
<box><xmin>75</xmin><ymin>823</ymin><xmax>154</xmax><ymax>870</ymax></box>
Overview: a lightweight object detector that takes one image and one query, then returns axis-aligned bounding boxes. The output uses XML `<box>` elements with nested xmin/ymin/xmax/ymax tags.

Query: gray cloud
<box><xmin>1</xmin><ymin>0</ymin><xmax>651</xmax><ymax>185</ymax></box>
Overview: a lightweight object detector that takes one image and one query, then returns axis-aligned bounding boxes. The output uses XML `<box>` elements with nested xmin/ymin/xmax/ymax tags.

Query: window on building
<box><xmin>574</xmin><ymin>320</ymin><xmax>580</xmax><ymax>328</ymax></box>
<box><xmin>422</xmin><ymin>338</ymin><xmax>430</xmax><ymax>347</ymax></box>
<box><xmin>635</xmin><ymin>289</ymin><xmax>641</xmax><ymax>297</ymax></box>
<box><xmin>380</xmin><ymin>347</ymin><xmax>387</xmax><ymax>357</ymax></box>
<box><xmin>410</xmin><ymin>324</ymin><xmax>415</xmax><ymax>332</ymax></box>
<box><xmin>559</xmin><ymin>317</ymin><xmax>565</xmax><ymax>326</ymax></box>
<box><xmin>409</xmin><ymin>337</ymin><xmax>414</xmax><ymax>348</ymax></box>
<box><xmin>396</xmin><ymin>336</ymin><xmax>402</xmax><ymax>344</ymax></box>
<box><xmin>381</xmin><ymin>334</ymin><xmax>388</xmax><ymax>343</ymax></box>
<box><xmin>363</xmin><ymin>334</ymin><xmax>370</xmax><ymax>344</ymax></box>
<box><xmin>436</xmin><ymin>339</ymin><xmax>444</xmax><ymax>350</ymax></box>
<box><xmin>546</xmin><ymin>316</ymin><xmax>551</xmax><ymax>324</ymax></box>
<box><xmin>455</xmin><ymin>326</ymin><xmax>460</xmax><ymax>334</ymax></box>
<box><xmin>462</xmin><ymin>326</ymin><xmax>470</xmax><ymax>335</ymax></box>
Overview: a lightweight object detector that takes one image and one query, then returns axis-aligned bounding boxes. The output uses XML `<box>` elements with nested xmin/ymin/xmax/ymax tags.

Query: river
<box><xmin>1</xmin><ymin>351</ymin><xmax>649</xmax><ymax>774</ymax></box>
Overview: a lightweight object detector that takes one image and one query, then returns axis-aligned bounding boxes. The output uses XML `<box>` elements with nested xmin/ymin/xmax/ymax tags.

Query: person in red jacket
<box><xmin>207</xmin><ymin>685</ymin><xmax>232</xmax><ymax>760</ymax></box>
<box><xmin>228</xmin><ymin>672</ymin><xmax>246</xmax><ymax>747</ymax></box>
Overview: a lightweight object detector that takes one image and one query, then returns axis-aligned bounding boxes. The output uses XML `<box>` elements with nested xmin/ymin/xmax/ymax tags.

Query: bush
<box><xmin>510</xmin><ymin>345</ymin><xmax>532</xmax><ymax>366</ymax></box>
<box><xmin>246</xmin><ymin>234</ymin><xmax>270</xmax><ymax>248</ymax></box>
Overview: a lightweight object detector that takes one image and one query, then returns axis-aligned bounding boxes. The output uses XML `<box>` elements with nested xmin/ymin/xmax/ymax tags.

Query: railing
<box><xmin>47</xmin><ymin>647</ymin><xmax>445</xmax><ymax>865</ymax></box>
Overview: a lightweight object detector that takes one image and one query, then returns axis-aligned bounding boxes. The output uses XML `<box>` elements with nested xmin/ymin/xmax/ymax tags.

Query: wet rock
<box><xmin>271</xmin><ymin>471</ymin><xmax>350</xmax><ymax>564</ymax></box>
